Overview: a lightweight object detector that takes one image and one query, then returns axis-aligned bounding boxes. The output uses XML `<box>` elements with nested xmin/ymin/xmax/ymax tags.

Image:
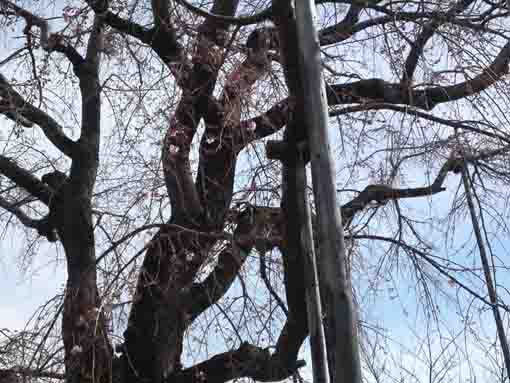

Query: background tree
<box><xmin>1</xmin><ymin>1</ymin><xmax>510</xmax><ymax>383</ymax></box>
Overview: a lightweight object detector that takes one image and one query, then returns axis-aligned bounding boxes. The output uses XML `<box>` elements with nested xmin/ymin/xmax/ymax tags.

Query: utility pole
<box><xmin>268</xmin><ymin>1</ymin><xmax>330</xmax><ymax>382</ymax></box>
<box><xmin>294</xmin><ymin>2</ymin><xmax>362</xmax><ymax>383</ymax></box>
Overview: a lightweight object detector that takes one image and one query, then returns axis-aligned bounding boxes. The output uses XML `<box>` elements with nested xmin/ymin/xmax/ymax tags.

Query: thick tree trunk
<box><xmin>121</xmin><ymin>228</ymin><xmax>189</xmax><ymax>383</ymax></box>
<box><xmin>57</xmin><ymin>188</ymin><xmax>112</xmax><ymax>383</ymax></box>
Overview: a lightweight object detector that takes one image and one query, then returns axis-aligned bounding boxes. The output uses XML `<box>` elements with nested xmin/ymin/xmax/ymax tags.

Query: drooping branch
<box><xmin>330</xmin><ymin>102</ymin><xmax>510</xmax><ymax>144</ymax></box>
<box><xmin>318</xmin><ymin>1</ymin><xmax>499</xmax><ymax>47</ymax></box>
<box><xmin>348</xmin><ymin>234</ymin><xmax>506</xmax><ymax>309</ymax></box>
<box><xmin>176</xmin><ymin>207</ymin><xmax>307</xmax><ymax>383</ymax></box>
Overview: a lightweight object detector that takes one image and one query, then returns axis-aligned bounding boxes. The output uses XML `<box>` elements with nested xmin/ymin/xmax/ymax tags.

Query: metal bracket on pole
<box><xmin>266</xmin><ymin>140</ymin><xmax>309</xmax><ymax>162</ymax></box>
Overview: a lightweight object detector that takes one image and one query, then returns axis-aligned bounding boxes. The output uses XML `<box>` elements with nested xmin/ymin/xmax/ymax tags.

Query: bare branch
<box><xmin>0</xmin><ymin>0</ymin><xmax>87</xmax><ymax>69</ymax></box>
<box><xmin>235</xmin><ymin>100</ymin><xmax>290</xmax><ymax>149</ymax></box>
<box><xmin>186</xmin><ymin>207</ymin><xmax>280</xmax><ymax>320</ymax></box>
<box><xmin>237</xmin><ymin>40</ymin><xmax>510</xmax><ymax>148</ymax></box>
<box><xmin>169</xmin><ymin>342</ymin><xmax>305</xmax><ymax>383</ymax></box>
<box><xmin>0</xmin><ymin>368</ymin><xmax>64</xmax><ymax>380</ymax></box>
<box><xmin>318</xmin><ymin>4</ymin><xmax>362</xmax><ymax>45</ymax></box>
<box><xmin>0</xmin><ymin>73</ymin><xmax>77</xmax><ymax>157</ymax></box>
<box><xmin>196</xmin><ymin>30</ymin><xmax>274</xmax><ymax>223</ymax></box>
<box><xmin>341</xmin><ymin>145</ymin><xmax>510</xmax><ymax>223</ymax></box>
<box><xmin>319</xmin><ymin>6</ymin><xmax>502</xmax><ymax>47</ymax></box>
<box><xmin>0</xmin><ymin>195</ymin><xmax>39</xmax><ymax>228</ymax></box>
<box><xmin>85</xmin><ymin>16</ymin><xmax>104</xmax><ymax>68</ymax></box>
<box><xmin>85</xmin><ymin>0</ymin><xmax>183</xmax><ymax>64</ymax></box>
<box><xmin>326</xmin><ymin>39</ymin><xmax>510</xmax><ymax>110</ymax></box>
<box><xmin>0</xmin><ymin>0</ymin><xmax>51</xmax><ymax>49</ymax></box>
<box><xmin>348</xmin><ymin>231</ymin><xmax>510</xmax><ymax>318</ymax></box>
<box><xmin>402</xmin><ymin>0</ymin><xmax>476</xmax><ymax>83</ymax></box>
<box><xmin>174</xmin><ymin>0</ymin><xmax>272</xmax><ymax>26</ymax></box>
<box><xmin>330</xmin><ymin>103</ymin><xmax>510</xmax><ymax>143</ymax></box>
<box><xmin>0</xmin><ymin>155</ymin><xmax>51</xmax><ymax>204</ymax></box>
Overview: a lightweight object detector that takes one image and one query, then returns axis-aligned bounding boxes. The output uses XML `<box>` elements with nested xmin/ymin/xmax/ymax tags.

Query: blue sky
<box><xmin>0</xmin><ymin>231</ymin><xmax>65</xmax><ymax>331</ymax></box>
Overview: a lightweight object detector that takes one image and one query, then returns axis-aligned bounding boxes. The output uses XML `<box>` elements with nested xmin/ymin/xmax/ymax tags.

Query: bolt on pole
<box><xmin>294</xmin><ymin>2</ymin><xmax>362</xmax><ymax>383</ymax></box>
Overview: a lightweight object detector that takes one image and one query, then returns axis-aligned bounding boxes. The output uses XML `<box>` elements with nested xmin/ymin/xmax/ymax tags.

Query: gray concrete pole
<box><xmin>269</xmin><ymin>1</ymin><xmax>331</xmax><ymax>381</ymax></box>
<box><xmin>294</xmin><ymin>2</ymin><xmax>362</xmax><ymax>383</ymax></box>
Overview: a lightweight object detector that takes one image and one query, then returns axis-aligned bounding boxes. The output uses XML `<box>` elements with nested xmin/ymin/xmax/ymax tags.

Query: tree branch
<box><xmin>0</xmin><ymin>74</ymin><xmax>77</xmax><ymax>157</ymax></box>
<box><xmin>348</xmin><ymin>234</ymin><xmax>509</xmax><ymax>311</ymax></box>
<box><xmin>186</xmin><ymin>207</ymin><xmax>280</xmax><ymax>320</ymax></box>
<box><xmin>236</xmin><ymin>39</ymin><xmax>510</xmax><ymax>148</ymax></box>
<box><xmin>326</xmin><ymin>38</ymin><xmax>510</xmax><ymax>110</ymax></box>
<box><xmin>169</xmin><ymin>341</ymin><xmax>305</xmax><ymax>383</ymax></box>
<box><xmin>318</xmin><ymin>5</ymin><xmax>502</xmax><ymax>47</ymax></box>
<box><xmin>340</xmin><ymin>145</ymin><xmax>510</xmax><ymax>223</ymax></box>
<box><xmin>0</xmin><ymin>195</ymin><xmax>40</xmax><ymax>228</ymax></box>
<box><xmin>330</xmin><ymin>102</ymin><xmax>510</xmax><ymax>144</ymax></box>
<box><xmin>196</xmin><ymin>30</ymin><xmax>275</xmax><ymax>224</ymax></box>
<box><xmin>0</xmin><ymin>99</ymin><xmax>33</xmax><ymax>127</ymax></box>
<box><xmin>0</xmin><ymin>0</ymin><xmax>87</xmax><ymax>70</ymax></box>
<box><xmin>100</xmin><ymin>11</ymin><xmax>152</xmax><ymax>44</ymax></box>
<box><xmin>0</xmin><ymin>155</ymin><xmax>51</xmax><ymax>204</ymax></box>
<box><xmin>235</xmin><ymin>100</ymin><xmax>290</xmax><ymax>149</ymax></box>
<box><xmin>318</xmin><ymin>4</ymin><xmax>362</xmax><ymax>45</ymax></box>
<box><xmin>162</xmin><ymin>0</ymin><xmax>242</xmax><ymax>221</ymax></box>
<box><xmin>85</xmin><ymin>0</ymin><xmax>183</xmax><ymax>64</ymax></box>
<box><xmin>0</xmin><ymin>368</ymin><xmax>64</xmax><ymax>380</ymax></box>
<box><xmin>71</xmin><ymin>15</ymin><xmax>103</xmax><ymax>194</ymax></box>
<box><xmin>174</xmin><ymin>0</ymin><xmax>272</xmax><ymax>26</ymax></box>
<box><xmin>402</xmin><ymin>0</ymin><xmax>476</xmax><ymax>84</ymax></box>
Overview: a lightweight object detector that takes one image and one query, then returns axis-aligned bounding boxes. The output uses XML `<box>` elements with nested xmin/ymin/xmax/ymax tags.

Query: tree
<box><xmin>2</xmin><ymin>0</ymin><xmax>510</xmax><ymax>382</ymax></box>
